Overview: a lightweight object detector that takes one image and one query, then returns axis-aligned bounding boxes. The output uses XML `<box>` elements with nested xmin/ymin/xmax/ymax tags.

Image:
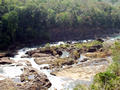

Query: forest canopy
<box><xmin>0</xmin><ymin>0</ymin><xmax>120</xmax><ymax>49</ymax></box>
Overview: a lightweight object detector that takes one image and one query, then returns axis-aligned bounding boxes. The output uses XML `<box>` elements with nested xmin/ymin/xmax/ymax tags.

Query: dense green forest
<box><xmin>1</xmin><ymin>0</ymin><xmax>120</xmax><ymax>49</ymax></box>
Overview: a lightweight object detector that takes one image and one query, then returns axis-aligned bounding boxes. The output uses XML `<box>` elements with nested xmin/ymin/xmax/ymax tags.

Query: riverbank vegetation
<box><xmin>74</xmin><ymin>41</ymin><xmax>120</xmax><ymax>90</ymax></box>
<box><xmin>1</xmin><ymin>0</ymin><xmax>120</xmax><ymax>49</ymax></box>
<box><xmin>91</xmin><ymin>41</ymin><xmax>120</xmax><ymax>90</ymax></box>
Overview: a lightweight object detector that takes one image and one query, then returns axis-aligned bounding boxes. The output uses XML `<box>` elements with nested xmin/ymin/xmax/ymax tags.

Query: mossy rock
<box><xmin>70</xmin><ymin>50</ymin><xmax>80</xmax><ymax>59</ymax></box>
<box><xmin>53</xmin><ymin>58</ymin><xmax>75</xmax><ymax>67</ymax></box>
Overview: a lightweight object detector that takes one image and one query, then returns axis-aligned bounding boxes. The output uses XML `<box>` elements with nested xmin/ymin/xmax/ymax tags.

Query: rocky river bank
<box><xmin>0</xmin><ymin>38</ymin><xmax>117</xmax><ymax>90</ymax></box>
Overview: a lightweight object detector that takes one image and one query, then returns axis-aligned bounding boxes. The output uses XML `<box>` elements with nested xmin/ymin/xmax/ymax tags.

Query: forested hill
<box><xmin>0</xmin><ymin>0</ymin><xmax>120</xmax><ymax>49</ymax></box>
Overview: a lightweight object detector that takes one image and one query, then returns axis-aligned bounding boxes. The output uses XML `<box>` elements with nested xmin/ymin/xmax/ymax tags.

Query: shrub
<box><xmin>91</xmin><ymin>41</ymin><xmax>120</xmax><ymax>90</ymax></box>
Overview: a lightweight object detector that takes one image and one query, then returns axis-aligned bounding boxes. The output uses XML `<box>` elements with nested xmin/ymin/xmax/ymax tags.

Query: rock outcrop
<box><xmin>20</xmin><ymin>67</ymin><xmax>51</xmax><ymax>90</ymax></box>
<box><xmin>0</xmin><ymin>57</ymin><xmax>14</xmax><ymax>64</ymax></box>
<box><xmin>0</xmin><ymin>79</ymin><xmax>18</xmax><ymax>90</ymax></box>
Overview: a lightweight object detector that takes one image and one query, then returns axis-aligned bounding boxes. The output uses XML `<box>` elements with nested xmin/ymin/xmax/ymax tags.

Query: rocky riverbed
<box><xmin>0</xmin><ymin>38</ymin><xmax>117</xmax><ymax>90</ymax></box>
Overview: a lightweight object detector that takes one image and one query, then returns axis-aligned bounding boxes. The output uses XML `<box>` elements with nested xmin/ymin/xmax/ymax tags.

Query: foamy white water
<box><xmin>9</xmin><ymin>46</ymin><xmax>77</xmax><ymax>90</ymax></box>
<box><xmin>0</xmin><ymin>65</ymin><xmax>24</xmax><ymax>78</ymax></box>
<box><xmin>0</xmin><ymin>39</ymin><xmax>114</xmax><ymax>89</ymax></box>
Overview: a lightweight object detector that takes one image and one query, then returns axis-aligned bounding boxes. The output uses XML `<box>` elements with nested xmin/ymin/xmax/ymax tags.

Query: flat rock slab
<box><xmin>51</xmin><ymin>58</ymin><xmax>110</xmax><ymax>81</ymax></box>
<box><xmin>0</xmin><ymin>79</ymin><xmax>18</xmax><ymax>90</ymax></box>
<box><xmin>32</xmin><ymin>53</ymin><xmax>50</xmax><ymax>57</ymax></box>
<box><xmin>0</xmin><ymin>57</ymin><xmax>14</xmax><ymax>64</ymax></box>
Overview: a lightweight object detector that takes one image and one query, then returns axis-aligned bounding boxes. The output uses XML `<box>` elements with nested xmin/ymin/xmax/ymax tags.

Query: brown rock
<box><xmin>0</xmin><ymin>79</ymin><xmax>18</xmax><ymax>90</ymax></box>
<box><xmin>32</xmin><ymin>53</ymin><xmax>50</xmax><ymax>57</ymax></box>
<box><xmin>0</xmin><ymin>53</ymin><xmax>6</xmax><ymax>58</ymax></box>
<box><xmin>0</xmin><ymin>51</ymin><xmax>17</xmax><ymax>58</ymax></box>
<box><xmin>87</xmin><ymin>45</ymin><xmax>102</xmax><ymax>52</ymax></box>
<box><xmin>70</xmin><ymin>50</ymin><xmax>80</xmax><ymax>59</ymax></box>
<box><xmin>56</xmin><ymin>50</ymin><xmax>62</xmax><ymax>56</ymax></box>
<box><xmin>39</xmin><ymin>47</ymin><xmax>52</xmax><ymax>54</ymax></box>
<box><xmin>20</xmin><ymin>67</ymin><xmax>51</xmax><ymax>90</ymax></box>
<box><xmin>16</xmin><ymin>63</ymin><xmax>23</xmax><ymax>66</ymax></box>
<box><xmin>26</xmin><ymin>49</ymin><xmax>40</xmax><ymax>56</ymax></box>
<box><xmin>21</xmin><ymin>55</ymin><xmax>30</xmax><ymax>58</ymax></box>
<box><xmin>26</xmin><ymin>61</ymin><xmax>32</xmax><ymax>66</ymax></box>
<box><xmin>43</xmin><ymin>66</ymin><xmax>49</xmax><ymax>69</ymax></box>
<box><xmin>52</xmin><ymin>58</ymin><xmax>75</xmax><ymax>68</ymax></box>
<box><xmin>0</xmin><ymin>57</ymin><xmax>14</xmax><ymax>64</ymax></box>
<box><xmin>80</xmin><ymin>58</ymin><xmax>88</xmax><ymax>62</ymax></box>
<box><xmin>34</xmin><ymin>56</ymin><xmax>57</xmax><ymax>65</ymax></box>
<box><xmin>96</xmin><ymin>38</ymin><xmax>104</xmax><ymax>43</ymax></box>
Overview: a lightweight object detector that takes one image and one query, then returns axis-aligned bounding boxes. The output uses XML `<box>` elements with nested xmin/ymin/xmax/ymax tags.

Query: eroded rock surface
<box><xmin>20</xmin><ymin>67</ymin><xmax>51</xmax><ymax>90</ymax></box>
<box><xmin>51</xmin><ymin>57</ymin><xmax>111</xmax><ymax>81</ymax></box>
<box><xmin>0</xmin><ymin>39</ymin><xmax>113</xmax><ymax>90</ymax></box>
<box><xmin>0</xmin><ymin>57</ymin><xmax>14</xmax><ymax>64</ymax></box>
<box><xmin>0</xmin><ymin>79</ymin><xmax>18</xmax><ymax>90</ymax></box>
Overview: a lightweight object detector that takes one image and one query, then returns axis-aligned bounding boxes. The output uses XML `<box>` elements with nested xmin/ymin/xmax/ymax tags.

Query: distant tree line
<box><xmin>0</xmin><ymin>0</ymin><xmax>120</xmax><ymax>49</ymax></box>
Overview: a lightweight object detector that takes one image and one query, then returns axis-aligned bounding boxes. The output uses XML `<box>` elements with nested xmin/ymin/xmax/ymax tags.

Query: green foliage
<box><xmin>2</xmin><ymin>11</ymin><xmax>18</xmax><ymax>42</ymax></box>
<box><xmin>56</xmin><ymin>11</ymin><xmax>73</xmax><ymax>26</ymax></box>
<box><xmin>91</xmin><ymin>71</ymin><xmax>119</xmax><ymax>90</ymax></box>
<box><xmin>45</xmin><ymin>43</ymin><xmax>50</xmax><ymax>48</ymax></box>
<box><xmin>0</xmin><ymin>0</ymin><xmax>120</xmax><ymax>49</ymax></box>
<box><xmin>91</xmin><ymin>41</ymin><xmax>120</xmax><ymax>90</ymax></box>
<box><xmin>108</xmin><ymin>62</ymin><xmax>120</xmax><ymax>76</ymax></box>
<box><xmin>111</xmin><ymin>42</ymin><xmax>120</xmax><ymax>62</ymax></box>
<box><xmin>74</xmin><ymin>40</ymin><xmax>102</xmax><ymax>49</ymax></box>
<box><xmin>74</xmin><ymin>84</ymin><xmax>89</xmax><ymax>90</ymax></box>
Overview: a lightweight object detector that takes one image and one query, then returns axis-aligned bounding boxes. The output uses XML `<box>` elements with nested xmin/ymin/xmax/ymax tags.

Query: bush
<box><xmin>91</xmin><ymin>71</ymin><xmax>118</xmax><ymax>90</ymax></box>
<box><xmin>91</xmin><ymin>41</ymin><xmax>120</xmax><ymax>90</ymax></box>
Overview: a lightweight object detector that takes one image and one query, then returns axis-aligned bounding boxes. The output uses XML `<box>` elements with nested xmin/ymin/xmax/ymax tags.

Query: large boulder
<box><xmin>34</xmin><ymin>56</ymin><xmax>57</xmax><ymax>65</ymax></box>
<box><xmin>51</xmin><ymin>58</ymin><xmax>77</xmax><ymax>69</ymax></box>
<box><xmin>39</xmin><ymin>47</ymin><xmax>53</xmax><ymax>54</ymax></box>
<box><xmin>87</xmin><ymin>45</ymin><xmax>102</xmax><ymax>52</ymax></box>
<box><xmin>26</xmin><ymin>49</ymin><xmax>40</xmax><ymax>56</ymax></box>
<box><xmin>26</xmin><ymin>47</ymin><xmax>63</xmax><ymax>58</ymax></box>
<box><xmin>20</xmin><ymin>67</ymin><xmax>51</xmax><ymax>90</ymax></box>
<box><xmin>0</xmin><ymin>68</ymin><xmax>52</xmax><ymax>90</ymax></box>
<box><xmin>96</xmin><ymin>38</ymin><xmax>104</xmax><ymax>43</ymax></box>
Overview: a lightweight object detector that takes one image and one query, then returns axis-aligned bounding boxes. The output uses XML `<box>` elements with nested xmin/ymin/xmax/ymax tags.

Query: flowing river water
<box><xmin>0</xmin><ymin>37</ymin><xmax>118</xmax><ymax>90</ymax></box>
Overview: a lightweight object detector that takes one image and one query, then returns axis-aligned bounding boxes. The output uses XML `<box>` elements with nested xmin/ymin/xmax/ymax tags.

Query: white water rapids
<box><xmin>0</xmin><ymin>38</ymin><xmax>116</xmax><ymax>89</ymax></box>
<box><xmin>0</xmin><ymin>41</ymin><xmax>91</xmax><ymax>90</ymax></box>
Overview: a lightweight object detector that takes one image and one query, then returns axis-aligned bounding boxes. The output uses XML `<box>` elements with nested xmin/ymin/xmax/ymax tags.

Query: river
<box><xmin>0</xmin><ymin>36</ymin><xmax>118</xmax><ymax>90</ymax></box>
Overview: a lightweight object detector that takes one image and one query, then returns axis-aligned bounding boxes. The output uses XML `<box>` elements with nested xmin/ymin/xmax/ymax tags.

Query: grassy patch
<box><xmin>74</xmin><ymin>41</ymin><xmax>102</xmax><ymax>49</ymax></box>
